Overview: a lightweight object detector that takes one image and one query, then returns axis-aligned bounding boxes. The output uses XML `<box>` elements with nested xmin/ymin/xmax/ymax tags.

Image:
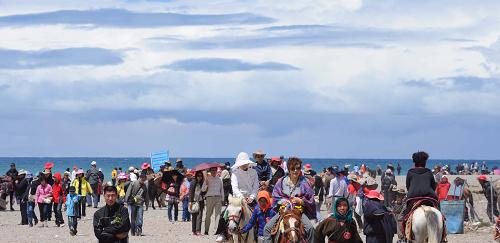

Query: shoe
<box><xmin>29</xmin><ymin>223</ymin><xmax>33</xmax><ymax>227</ymax></box>
<box><xmin>204</xmin><ymin>232</ymin><xmax>208</xmax><ymax>235</ymax></box>
<box><xmin>215</xmin><ymin>235</ymin><xmax>225</xmax><ymax>242</ymax></box>
<box><xmin>70</xmin><ymin>230</ymin><xmax>75</xmax><ymax>236</ymax></box>
<box><xmin>60</xmin><ymin>223</ymin><xmax>65</xmax><ymax>227</ymax></box>
<box><xmin>10</xmin><ymin>207</ymin><xmax>14</xmax><ymax>211</ymax></box>
<box><xmin>131</xmin><ymin>231</ymin><xmax>135</xmax><ymax>236</ymax></box>
<box><xmin>34</xmin><ymin>218</ymin><xmax>38</xmax><ymax>225</ymax></box>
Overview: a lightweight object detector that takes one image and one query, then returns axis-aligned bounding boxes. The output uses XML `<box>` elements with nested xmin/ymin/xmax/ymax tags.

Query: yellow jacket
<box><xmin>111</xmin><ymin>170</ymin><xmax>117</xmax><ymax>179</ymax></box>
<box><xmin>117</xmin><ymin>182</ymin><xmax>126</xmax><ymax>199</ymax></box>
<box><xmin>71</xmin><ymin>178</ymin><xmax>93</xmax><ymax>196</ymax></box>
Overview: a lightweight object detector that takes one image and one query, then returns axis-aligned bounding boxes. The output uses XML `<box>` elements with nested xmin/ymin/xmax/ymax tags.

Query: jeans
<box><xmin>263</xmin><ymin>213</ymin><xmax>314</xmax><ymax>243</ymax></box>
<box><xmin>315</xmin><ymin>200</ymin><xmax>323</xmax><ymax>223</ymax></box>
<box><xmin>53</xmin><ymin>202</ymin><xmax>64</xmax><ymax>225</ymax></box>
<box><xmin>128</xmin><ymin>205</ymin><xmax>144</xmax><ymax>234</ymax></box>
<box><xmin>20</xmin><ymin>201</ymin><xmax>28</xmax><ymax>224</ymax></box>
<box><xmin>168</xmin><ymin>199</ymin><xmax>179</xmax><ymax>221</ymax></box>
<box><xmin>68</xmin><ymin>216</ymin><xmax>77</xmax><ymax>232</ymax></box>
<box><xmin>87</xmin><ymin>184</ymin><xmax>99</xmax><ymax>207</ymax></box>
<box><xmin>191</xmin><ymin>201</ymin><xmax>204</xmax><ymax>233</ymax></box>
<box><xmin>27</xmin><ymin>202</ymin><xmax>38</xmax><ymax>225</ymax></box>
<box><xmin>38</xmin><ymin>203</ymin><xmax>50</xmax><ymax>222</ymax></box>
<box><xmin>182</xmin><ymin>197</ymin><xmax>191</xmax><ymax>221</ymax></box>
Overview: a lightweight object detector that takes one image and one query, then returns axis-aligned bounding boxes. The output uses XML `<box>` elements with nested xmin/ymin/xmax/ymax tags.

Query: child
<box><xmin>52</xmin><ymin>172</ymin><xmax>65</xmax><ymax>227</ymax></box>
<box><xmin>65</xmin><ymin>186</ymin><xmax>81</xmax><ymax>236</ymax></box>
<box><xmin>239</xmin><ymin>191</ymin><xmax>276</xmax><ymax>242</ymax></box>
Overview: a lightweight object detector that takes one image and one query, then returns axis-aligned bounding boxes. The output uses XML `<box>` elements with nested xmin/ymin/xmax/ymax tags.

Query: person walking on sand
<box><xmin>478</xmin><ymin>175</ymin><xmax>499</xmax><ymax>223</ymax></box>
<box><xmin>86</xmin><ymin>161</ymin><xmax>100</xmax><ymax>208</ymax></box>
<box><xmin>26</xmin><ymin>173</ymin><xmax>39</xmax><ymax>227</ymax></box>
<box><xmin>14</xmin><ymin>169</ymin><xmax>29</xmax><ymax>225</ymax></box>
<box><xmin>35</xmin><ymin>177</ymin><xmax>52</xmax><ymax>227</ymax></box>
<box><xmin>202</xmin><ymin>167</ymin><xmax>224</xmax><ymax>235</ymax></box>
<box><xmin>72</xmin><ymin>169</ymin><xmax>93</xmax><ymax>218</ymax></box>
<box><xmin>5</xmin><ymin>163</ymin><xmax>18</xmax><ymax>211</ymax></box>
<box><xmin>65</xmin><ymin>186</ymin><xmax>81</xmax><ymax>236</ymax></box>
<box><xmin>93</xmin><ymin>185</ymin><xmax>131</xmax><ymax>243</ymax></box>
<box><xmin>190</xmin><ymin>171</ymin><xmax>206</xmax><ymax>236</ymax></box>
<box><xmin>180</xmin><ymin>170</ymin><xmax>192</xmax><ymax>222</ymax></box>
<box><xmin>52</xmin><ymin>172</ymin><xmax>65</xmax><ymax>227</ymax></box>
<box><xmin>124</xmin><ymin>172</ymin><xmax>148</xmax><ymax>236</ymax></box>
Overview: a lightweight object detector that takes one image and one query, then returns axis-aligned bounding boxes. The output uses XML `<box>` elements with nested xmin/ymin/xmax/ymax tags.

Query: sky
<box><xmin>1</xmin><ymin>0</ymin><xmax>500</xmax><ymax>159</ymax></box>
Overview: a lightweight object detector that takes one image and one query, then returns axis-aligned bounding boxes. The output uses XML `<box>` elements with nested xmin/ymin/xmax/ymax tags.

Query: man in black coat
<box><xmin>14</xmin><ymin>170</ymin><xmax>29</xmax><ymax>225</ymax></box>
<box><xmin>94</xmin><ymin>185</ymin><xmax>130</xmax><ymax>243</ymax></box>
<box><xmin>478</xmin><ymin>175</ymin><xmax>499</xmax><ymax>223</ymax></box>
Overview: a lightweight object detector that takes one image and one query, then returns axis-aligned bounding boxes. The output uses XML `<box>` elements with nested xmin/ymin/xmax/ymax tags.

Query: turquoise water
<box><xmin>1</xmin><ymin>157</ymin><xmax>499</xmax><ymax>180</ymax></box>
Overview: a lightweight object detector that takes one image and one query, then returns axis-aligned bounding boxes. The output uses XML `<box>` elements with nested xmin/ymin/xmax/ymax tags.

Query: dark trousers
<box><xmin>486</xmin><ymin>198</ymin><xmax>499</xmax><ymax>222</ymax></box>
<box><xmin>47</xmin><ymin>202</ymin><xmax>53</xmax><ymax>220</ymax></box>
<box><xmin>76</xmin><ymin>196</ymin><xmax>86</xmax><ymax>218</ymax></box>
<box><xmin>53</xmin><ymin>202</ymin><xmax>64</xmax><ymax>225</ymax></box>
<box><xmin>38</xmin><ymin>203</ymin><xmax>49</xmax><ymax>222</ymax></box>
<box><xmin>8</xmin><ymin>191</ymin><xmax>14</xmax><ymax>209</ymax></box>
<box><xmin>20</xmin><ymin>201</ymin><xmax>28</xmax><ymax>224</ymax></box>
<box><xmin>191</xmin><ymin>201</ymin><xmax>204</xmax><ymax>233</ymax></box>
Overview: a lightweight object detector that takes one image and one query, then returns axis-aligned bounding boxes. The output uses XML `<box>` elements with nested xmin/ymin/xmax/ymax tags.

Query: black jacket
<box><xmin>15</xmin><ymin>178</ymin><xmax>29</xmax><ymax>202</ymax></box>
<box><xmin>93</xmin><ymin>203</ymin><xmax>131</xmax><ymax>243</ymax></box>
<box><xmin>406</xmin><ymin>167</ymin><xmax>437</xmax><ymax>200</ymax></box>
<box><xmin>363</xmin><ymin>199</ymin><xmax>396</xmax><ymax>243</ymax></box>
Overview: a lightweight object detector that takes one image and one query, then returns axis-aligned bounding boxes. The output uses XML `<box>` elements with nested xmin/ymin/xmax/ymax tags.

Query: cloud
<box><xmin>0</xmin><ymin>8</ymin><xmax>274</xmax><ymax>28</ymax></box>
<box><xmin>163</xmin><ymin>58</ymin><xmax>300</xmax><ymax>72</ymax></box>
<box><xmin>0</xmin><ymin>48</ymin><xmax>123</xmax><ymax>69</ymax></box>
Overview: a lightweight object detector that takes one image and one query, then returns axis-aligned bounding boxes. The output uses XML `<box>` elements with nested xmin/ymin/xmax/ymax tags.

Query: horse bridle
<box><xmin>227</xmin><ymin>207</ymin><xmax>244</xmax><ymax>227</ymax></box>
<box><xmin>281</xmin><ymin>213</ymin><xmax>307</xmax><ymax>243</ymax></box>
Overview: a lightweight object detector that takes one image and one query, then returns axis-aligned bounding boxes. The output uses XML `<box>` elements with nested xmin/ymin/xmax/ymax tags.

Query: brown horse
<box><xmin>149</xmin><ymin>174</ymin><xmax>166</xmax><ymax>209</ymax></box>
<box><xmin>274</xmin><ymin>208</ymin><xmax>306</xmax><ymax>243</ymax></box>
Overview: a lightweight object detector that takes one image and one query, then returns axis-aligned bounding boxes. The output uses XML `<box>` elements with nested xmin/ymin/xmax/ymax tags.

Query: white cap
<box><xmin>91</xmin><ymin>161</ymin><xmax>97</xmax><ymax>166</ymax></box>
<box><xmin>129</xmin><ymin>166</ymin><xmax>135</xmax><ymax>171</ymax></box>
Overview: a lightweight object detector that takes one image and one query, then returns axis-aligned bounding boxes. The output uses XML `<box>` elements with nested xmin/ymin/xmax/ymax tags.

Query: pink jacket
<box><xmin>35</xmin><ymin>184</ymin><xmax>53</xmax><ymax>204</ymax></box>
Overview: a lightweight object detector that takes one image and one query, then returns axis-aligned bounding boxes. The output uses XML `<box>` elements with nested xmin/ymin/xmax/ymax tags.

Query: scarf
<box><xmin>331</xmin><ymin>197</ymin><xmax>353</xmax><ymax>222</ymax></box>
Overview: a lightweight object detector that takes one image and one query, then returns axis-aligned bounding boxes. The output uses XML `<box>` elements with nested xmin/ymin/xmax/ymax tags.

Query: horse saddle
<box><xmin>402</xmin><ymin>197</ymin><xmax>446</xmax><ymax>242</ymax></box>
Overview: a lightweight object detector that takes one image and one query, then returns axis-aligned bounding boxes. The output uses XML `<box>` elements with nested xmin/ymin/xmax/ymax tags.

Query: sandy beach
<box><xmin>0</xmin><ymin>175</ymin><xmax>498</xmax><ymax>243</ymax></box>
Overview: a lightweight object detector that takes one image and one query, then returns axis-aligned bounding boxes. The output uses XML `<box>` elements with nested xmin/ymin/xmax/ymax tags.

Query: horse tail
<box><xmin>423</xmin><ymin>206</ymin><xmax>442</xmax><ymax>243</ymax></box>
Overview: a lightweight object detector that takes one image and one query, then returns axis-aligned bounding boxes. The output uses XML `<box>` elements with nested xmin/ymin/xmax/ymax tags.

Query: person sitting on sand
<box><xmin>314</xmin><ymin>197</ymin><xmax>363</xmax><ymax>243</ymax></box>
<box><xmin>93</xmin><ymin>185</ymin><xmax>131</xmax><ymax>243</ymax></box>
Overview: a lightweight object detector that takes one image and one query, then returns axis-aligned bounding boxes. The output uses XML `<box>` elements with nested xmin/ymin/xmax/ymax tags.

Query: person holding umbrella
<box><xmin>162</xmin><ymin>169</ymin><xmax>184</xmax><ymax>222</ymax></box>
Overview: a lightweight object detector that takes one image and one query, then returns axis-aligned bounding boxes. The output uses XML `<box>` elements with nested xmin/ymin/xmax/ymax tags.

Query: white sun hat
<box><xmin>232</xmin><ymin>152</ymin><xmax>257</xmax><ymax>169</ymax></box>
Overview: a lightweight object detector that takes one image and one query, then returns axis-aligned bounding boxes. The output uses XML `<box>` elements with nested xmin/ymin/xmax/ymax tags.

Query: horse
<box><xmin>150</xmin><ymin>174</ymin><xmax>166</xmax><ymax>209</ymax></box>
<box><xmin>410</xmin><ymin>205</ymin><xmax>444</xmax><ymax>243</ymax></box>
<box><xmin>276</xmin><ymin>208</ymin><xmax>306</xmax><ymax>243</ymax></box>
<box><xmin>226</xmin><ymin>195</ymin><xmax>254</xmax><ymax>243</ymax></box>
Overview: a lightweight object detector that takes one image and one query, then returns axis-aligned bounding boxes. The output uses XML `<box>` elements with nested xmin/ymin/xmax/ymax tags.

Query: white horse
<box><xmin>411</xmin><ymin>205</ymin><xmax>444</xmax><ymax>243</ymax></box>
<box><xmin>226</xmin><ymin>195</ymin><xmax>255</xmax><ymax>243</ymax></box>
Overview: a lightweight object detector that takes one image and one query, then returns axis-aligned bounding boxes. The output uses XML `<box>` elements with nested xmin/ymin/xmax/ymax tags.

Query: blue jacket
<box><xmin>65</xmin><ymin>193</ymin><xmax>81</xmax><ymax>217</ymax></box>
<box><xmin>254</xmin><ymin>161</ymin><xmax>272</xmax><ymax>182</ymax></box>
<box><xmin>241</xmin><ymin>205</ymin><xmax>276</xmax><ymax>236</ymax></box>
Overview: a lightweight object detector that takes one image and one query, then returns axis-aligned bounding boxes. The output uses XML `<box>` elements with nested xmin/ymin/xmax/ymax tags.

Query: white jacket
<box><xmin>231</xmin><ymin>168</ymin><xmax>259</xmax><ymax>200</ymax></box>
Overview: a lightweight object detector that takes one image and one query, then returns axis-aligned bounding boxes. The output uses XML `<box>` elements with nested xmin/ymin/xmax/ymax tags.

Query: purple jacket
<box><xmin>272</xmin><ymin>176</ymin><xmax>316</xmax><ymax>219</ymax></box>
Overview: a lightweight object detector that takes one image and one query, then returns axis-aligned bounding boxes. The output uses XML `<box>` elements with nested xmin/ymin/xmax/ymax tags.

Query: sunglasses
<box><xmin>289</xmin><ymin>167</ymin><xmax>301</xmax><ymax>172</ymax></box>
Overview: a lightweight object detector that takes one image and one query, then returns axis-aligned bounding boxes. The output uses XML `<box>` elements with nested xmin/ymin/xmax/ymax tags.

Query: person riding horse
<box><xmin>263</xmin><ymin>157</ymin><xmax>316</xmax><ymax>243</ymax></box>
<box><xmin>215</xmin><ymin>152</ymin><xmax>259</xmax><ymax>242</ymax></box>
<box><xmin>399</xmin><ymin>151</ymin><xmax>439</xmax><ymax>240</ymax></box>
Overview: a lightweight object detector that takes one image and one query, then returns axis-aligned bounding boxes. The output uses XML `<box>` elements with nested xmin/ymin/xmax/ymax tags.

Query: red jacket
<box><xmin>435</xmin><ymin>180</ymin><xmax>450</xmax><ymax>201</ymax></box>
<box><xmin>52</xmin><ymin>172</ymin><xmax>65</xmax><ymax>203</ymax></box>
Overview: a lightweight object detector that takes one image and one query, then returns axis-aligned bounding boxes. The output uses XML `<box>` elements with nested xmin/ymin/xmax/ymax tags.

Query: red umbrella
<box><xmin>193</xmin><ymin>162</ymin><xmax>222</xmax><ymax>172</ymax></box>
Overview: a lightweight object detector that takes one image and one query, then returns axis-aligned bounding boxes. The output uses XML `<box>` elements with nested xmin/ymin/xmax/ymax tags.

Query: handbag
<box><xmin>43</xmin><ymin>197</ymin><xmax>53</xmax><ymax>204</ymax></box>
<box><xmin>27</xmin><ymin>184</ymin><xmax>36</xmax><ymax>203</ymax></box>
<box><xmin>189</xmin><ymin>201</ymin><xmax>200</xmax><ymax>213</ymax></box>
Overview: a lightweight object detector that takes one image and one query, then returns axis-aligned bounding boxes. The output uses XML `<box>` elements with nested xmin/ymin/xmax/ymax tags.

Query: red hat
<box><xmin>141</xmin><ymin>162</ymin><xmax>151</xmax><ymax>170</ymax></box>
<box><xmin>270</xmin><ymin>157</ymin><xmax>281</xmax><ymax>163</ymax></box>
<box><xmin>478</xmin><ymin>175</ymin><xmax>488</xmax><ymax>181</ymax></box>
<box><xmin>44</xmin><ymin>162</ymin><xmax>54</xmax><ymax>169</ymax></box>
<box><xmin>304</xmin><ymin>164</ymin><xmax>312</xmax><ymax>171</ymax></box>
<box><xmin>365</xmin><ymin>190</ymin><xmax>384</xmax><ymax>201</ymax></box>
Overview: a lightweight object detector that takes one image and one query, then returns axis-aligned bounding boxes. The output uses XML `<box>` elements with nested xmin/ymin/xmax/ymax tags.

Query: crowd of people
<box><xmin>0</xmin><ymin>151</ymin><xmax>499</xmax><ymax>243</ymax></box>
